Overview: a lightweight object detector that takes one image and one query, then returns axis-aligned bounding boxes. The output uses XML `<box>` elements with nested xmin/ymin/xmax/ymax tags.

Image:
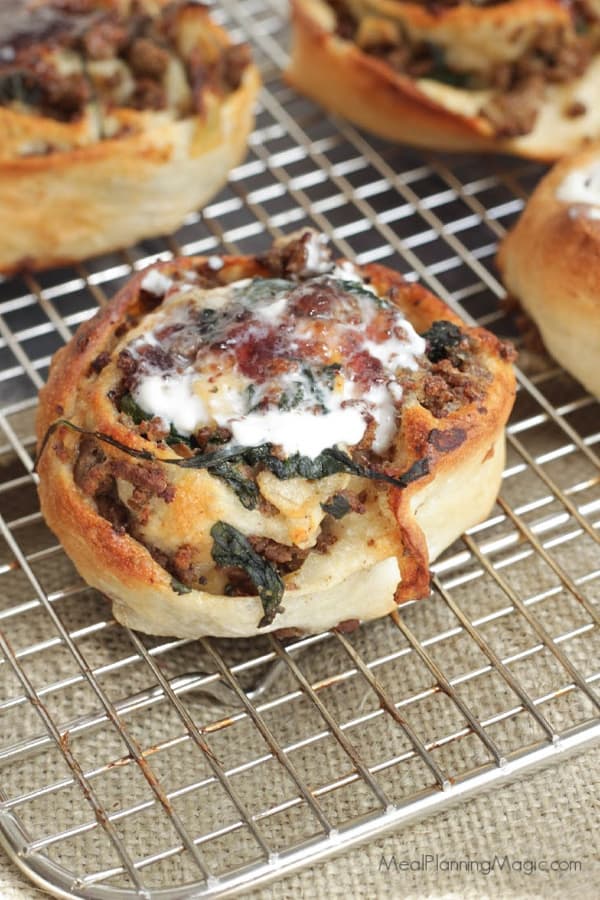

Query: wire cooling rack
<box><xmin>1</xmin><ymin>1</ymin><xmax>599</xmax><ymax>896</ymax></box>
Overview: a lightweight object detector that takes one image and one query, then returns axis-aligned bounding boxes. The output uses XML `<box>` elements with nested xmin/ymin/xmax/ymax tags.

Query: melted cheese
<box><xmin>304</xmin><ymin>231</ymin><xmax>332</xmax><ymax>274</ymax></box>
<box><xmin>140</xmin><ymin>269</ymin><xmax>175</xmax><ymax>296</ymax></box>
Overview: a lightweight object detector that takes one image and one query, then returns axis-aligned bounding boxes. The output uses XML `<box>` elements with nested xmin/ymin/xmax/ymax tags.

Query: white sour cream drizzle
<box><xmin>556</xmin><ymin>160</ymin><xmax>600</xmax><ymax>220</ymax></box>
<box><xmin>128</xmin><ymin>274</ymin><xmax>426</xmax><ymax>458</ymax></box>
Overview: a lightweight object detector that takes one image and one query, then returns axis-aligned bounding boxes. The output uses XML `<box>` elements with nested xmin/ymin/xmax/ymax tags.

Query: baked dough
<box><xmin>0</xmin><ymin>0</ymin><xmax>260</xmax><ymax>273</ymax></box>
<box><xmin>498</xmin><ymin>145</ymin><xmax>600</xmax><ymax>398</ymax></box>
<box><xmin>287</xmin><ymin>0</ymin><xmax>600</xmax><ymax>160</ymax></box>
<box><xmin>36</xmin><ymin>231</ymin><xmax>516</xmax><ymax>639</ymax></box>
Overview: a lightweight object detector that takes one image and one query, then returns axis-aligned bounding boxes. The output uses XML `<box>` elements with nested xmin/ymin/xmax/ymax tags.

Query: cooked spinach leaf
<box><xmin>321</xmin><ymin>494</ymin><xmax>352</xmax><ymax>519</ymax></box>
<box><xmin>210</xmin><ymin>522</ymin><xmax>284</xmax><ymax>627</ymax></box>
<box><xmin>119</xmin><ymin>392</ymin><xmax>151</xmax><ymax>425</ymax></box>
<box><xmin>38</xmin><ymin>421</ymin><xmax>430</xmax><ymax>493</ymax></box>
<box><xmin>166</xmin><ymin>426</ymin><xmax>194</xmax><ymax>448</ymax></box>
<box><xmin>243</xmin><ymin>445</ymin><xmax>430</xmax><ymax>490</ymax></box>
<box><xmin>210</xmin><ymin>462</ymin><xmax>260</xmax><ymax>510</ymax></box>
<box><xmin>170</xmin><ymin>576</ymin><xmax>192</xmax><ymax>595</ymax></box>
<box><xmin>301</xmin><ymin>366</ymin><xmax>326</xmax><ymax>410</ymax></box>
<box><xmin>119</xmin><ymin>393</ymin><xmax>192</xmax><ymax>447</ymax></box>
<box><xmin>427</xmin><ymin>46</ymin><xmax>471</xmax><ymax>89</ymax></box>
<box><xmin>239</xmin><ymin>278</ymin><xmax>294</xmax><ymax>303</ymax></box>
<box><xmin>421</xmin><ymin>320</ymin><xmax>463</xmax><ymax>363</ymax></box>
<box><xmin>321</xmin><ymin>363</ymin><xmax>342</xmax><ymax>389</ymax></box>
<box><xmin>197</xmin><ymin>307</ymin><xmax>220</xmax><ymax>336</ymax></box>
<box><xmin>278</xmin><ymin>381</ymin><xmax>305</xmax><ymax>410</ymax></box>
<box><xmin>334</xmin><ymin>278</ymin><xmax>386</xmax><ymax>307</ymax></box>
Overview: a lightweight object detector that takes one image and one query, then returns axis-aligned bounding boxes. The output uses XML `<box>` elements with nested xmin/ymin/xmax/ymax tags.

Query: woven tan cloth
<box><xmin>2</xmin><ymin>741</ymin><xmax>599</xmax><ymax>898</ymax></box>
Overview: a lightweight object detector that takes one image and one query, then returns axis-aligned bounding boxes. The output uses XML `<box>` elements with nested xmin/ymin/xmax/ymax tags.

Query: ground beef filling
<box><xmin>0</xmin><ymin>0</ymin><xmax>251</xmax><ymax>122</ymax></box>
<box><xmin>326</xmin><ymin>0</ymin><xmax>596</xmax><ymax>136</ymax></box>
<box><xmin>72</xmin><ymin>432</ymin><xmax>353</xmax><ymax>593</ymax></box>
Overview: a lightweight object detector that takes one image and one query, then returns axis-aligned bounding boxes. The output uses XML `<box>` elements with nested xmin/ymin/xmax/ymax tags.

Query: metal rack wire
<box><xmin>0</xmin><ymin>0</ymin><xmax>599</xmax><ymax>896</ymax></box>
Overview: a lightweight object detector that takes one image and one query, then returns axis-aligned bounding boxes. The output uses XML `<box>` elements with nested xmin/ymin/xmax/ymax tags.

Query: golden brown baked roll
<box><xmin>287</xmin><ymin>0</ymin><xmax>600</xmax><ymax>160</ymax></box>
<box><xmin>0</xmin><ymin>0</ymin><xmax>260</xmax><ymax>273</ymax></box>
<box><xmin>36</xmin><ymin>230</ymin><xmax>516</xmax><ymax>639</ymax></box>
<box><xmin>498</xmin><ymin>145</ymin><xmax>600</xmax><ymax>398</ymax></box>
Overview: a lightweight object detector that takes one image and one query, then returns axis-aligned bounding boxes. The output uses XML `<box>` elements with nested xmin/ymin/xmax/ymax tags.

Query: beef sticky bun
<box><xmin>0</xmin><ymin>0</ymin><xmax>260</xmax><ymax>273</ymax></box>
<box><xmin>36</xmin><ymin>230</ymin><xmax>516</xmax><ymax>639</ymax></box>
<box><xmin>287</xmin><ymin>0</ymin><xmax>600</xmax><ymax>159</ymax></box>
<box><xmin>498</xmin><ymin>145</ymin><xmax>600</xmax><ymax>398</ymax></box>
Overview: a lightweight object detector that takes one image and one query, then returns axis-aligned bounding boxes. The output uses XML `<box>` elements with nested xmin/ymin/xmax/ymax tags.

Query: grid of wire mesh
<box><xmin>0</xmin><ymin>0</ymin><xmax>599</xmax><ymax>896</ymax></box>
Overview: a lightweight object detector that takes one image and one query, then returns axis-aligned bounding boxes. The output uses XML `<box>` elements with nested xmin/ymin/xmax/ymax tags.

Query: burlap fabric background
<box><xmin>1</xmin><ymin>742</ymin><xmax>599</xmax><ymax>898</ymax></box>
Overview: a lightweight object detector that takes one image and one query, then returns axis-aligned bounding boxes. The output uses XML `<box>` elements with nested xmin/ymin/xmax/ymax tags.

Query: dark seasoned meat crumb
<box><xmin>337</xmin><ymin>490</ymin><xmax>367</xmax><ymax>515</ymax></box>
<box><xmin>95</xmin><ymin>484</ymin><xmax>129</xmax><ymax>532</ymax></box>
<box><xmin>419</xmin><ymin>373</ymin><xmax>456</xmax><ymax>418</ymax></box>
<box><xmin>116</xmin><ymin>349</ymin><xmax>137</xmax><ymax>392</ymax></box>
<box><xmin>88</xmin><ymin>351</ymin><xmax>110</xmax><ymax>375</ymax></box>
<box><xmin>39</xmin><ymin>64</ymin><xmax>91</xmax><ymax>119</ymax></box>
<box><xmin>130</xmin><ymin>77</ymin><xmax>167</xmax><ymax>110</ymax></box>
<box><xmin>220</xmin><ymin>43</ymin><xmax>252</xmax><ymax>91</ymax></box>
<box><xmin>117</xmin><ymin>349</ymin><xmax>137</xmax><ymax>375</ymax></box>
<box><xmin>144</xmin><ymin>417</ymin><xmax>171</xmax><ymax>442</ymax></box>
<box><xmin>74</xmin><ymin>437</ymin><xmax>111</xmax><ymax>496</ymax></box>
<box><xmin>420</xmin><ymin>358</ymin><xmax>488</xmax><ymax>417</ymax></box>
<box><xmin>74</xmin><ymin>437</ymin><xmax>175</xmax><ymax>534</ymax></box>
<box><xmin>128</xmin><ymin>38</ymin><xmax>170</xmax><ymax>79</ymax></box>
<box><xmin>135</xmin><ymin>344</ymin><xmax>175</xmax><ymax>371</ymax></box>
<box><xmin>328</xmin><ymin>0</ymin><xmax>357</xmax><ymax>39</ymax></box>
<box><xmin>224</xmin><ymin>569</ymin><xmax>255</xmax><ymax>596</ymax></box>
<box><xmin>110</xmin><ymin>458</ymin><xmax>175</xmax><ymax>504</ymax></box>
<box><xmin>194</xmin><ymin>426</ymin><xmax>232</xmax><ymax>450</ymax></box>
<box><xmin>144</xmin><ymin>541</ymin><xmax>170</xmax><ymax>570</ymax></box>
<box><xmin>170</xmin><ymin>543</ymin><xmax>194</xmax><ymax>583</ymax></box>
<box><xmin>248</xmin><ymin>536</ymin><xmax>309</xmax><ymax>574</ymax></box>
<box><xmin>82</xmin><ymin>19</ymin><xmax>127</xmax><ymax>60</ymax></box>
<box><xmin>259</xmin><ymin>230</ymin><xmax>332</xmax><ymax>279</ymax></box>
<box><xmin>74</xmin><ymin>437</ymin><xmax>130</xmax><ymax>531</ymax></box>
<box><xmin>315</xmin><ymin>523</ymin><xmax>338</xmax><ymax>554</ymax></box>
<box><xmin>481</xmin><ymin>77</ymin><xmax>545</xmax><ymax>138</ymax></box>
<box><xmin>565</xmin><ymin>100</ymin><xmax>587</xmax><ymax>118</ymax></box>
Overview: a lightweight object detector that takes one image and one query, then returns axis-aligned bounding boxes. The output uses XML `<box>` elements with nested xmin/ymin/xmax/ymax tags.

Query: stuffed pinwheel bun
<box><xmin>0</xmin><ymin>0</ymin><xmax>260</xmax><ymax>272</ymax></box>
<box><xmin>287</xmin><ymin>0</ymin><xmax>600</xmax><ymax>160</ymax></box>
<box><xmin>36</xmin><ymin>231</ymin><xmax>516</xmax><ymax>638</ymax></box>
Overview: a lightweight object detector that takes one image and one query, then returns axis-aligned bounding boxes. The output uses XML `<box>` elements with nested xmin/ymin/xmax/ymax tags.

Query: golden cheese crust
<box><xmin>498</xmin><ymin>145</ymin><xmax>600</xmax><ymax>398</ymax></box>
<box><xmin>36</xmin><ymin>236</ymin><xmax>516</xmax><ymax>639</ymax></box>
<box><xmin>286</xmin><ymin>0</ymin><xmax>600</xmax><ymax>160</ymax></box>
<box><xmin>0</xmin><ymin>0</ymin><xmax>260</xmax><ymax>273</ymax></box>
